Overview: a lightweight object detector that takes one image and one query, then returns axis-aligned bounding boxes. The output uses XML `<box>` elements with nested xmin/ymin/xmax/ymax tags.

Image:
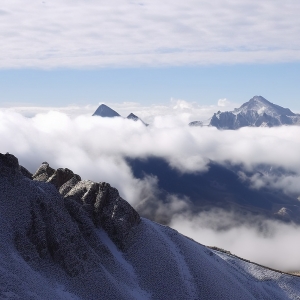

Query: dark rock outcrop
<box><xmin>0</xmin><ymin>152</ymin><xmax>20</xmax><ymax>176</ymax></box>
<box><xmin>33</xmin><ymin>161</ymin><xmax>140</xmax><ymax>249</ymax></box>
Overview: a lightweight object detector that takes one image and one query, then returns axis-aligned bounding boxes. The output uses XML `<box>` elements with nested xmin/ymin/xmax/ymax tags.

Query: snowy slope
<box><xmin>1</xmin><ymin>153</ymin><xmax>300</xmax><ymax>299</ymax></box>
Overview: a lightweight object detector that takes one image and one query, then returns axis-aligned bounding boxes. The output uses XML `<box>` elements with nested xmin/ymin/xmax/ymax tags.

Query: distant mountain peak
<box><xmin>127</xmin><ymin>113</ymin><xmax>148</xmax><ymax>126</ymax></box>
<box><xmin>206</xmin><ymin>96</ymin><xmax>300</xmax><ymax>129</ymax></box>
<box><xmin>92</xmin><ymin>104</ymin><xmax>120</xmax><ymax>117</ymax></box>
<box><xmin>127</xmin><ymin>113</ymin><xmax>139</xmax><ymax>121</ymax></box>
<box><xmin>236</xmin><ymin>96</ymin><xmax>295</xmax><ymax>118</ymax></box>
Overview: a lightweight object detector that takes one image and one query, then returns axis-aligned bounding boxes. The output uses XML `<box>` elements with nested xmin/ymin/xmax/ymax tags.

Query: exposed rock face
<box><xmin>33</xmin><ymin>161</ymin><xmax>140</xmax><ymax>249</ymax></box>
<box><xmin>194</xmin><ymin>96</ymin><xmax>300</xmax><ymax>130</ymax></box>
<box><xmin>92</xmin><ymin>104</ymin><xmax>120</xmax><ymax>117</ymax></box>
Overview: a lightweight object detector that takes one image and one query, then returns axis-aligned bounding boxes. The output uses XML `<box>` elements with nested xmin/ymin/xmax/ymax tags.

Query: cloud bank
<box><xmin>171</xmin><ymin>210</ymin><xmax>300</xmax><ymax>272</ymax></box>
<box><xmin>1</xmin><ymin>0</ymin><xmax>300</xmax><ymax>68</ymax></box>
<box><xmin>1</xmin><ymin>110</ymin><xmax>300</xmax><ymax>271</ymax></box>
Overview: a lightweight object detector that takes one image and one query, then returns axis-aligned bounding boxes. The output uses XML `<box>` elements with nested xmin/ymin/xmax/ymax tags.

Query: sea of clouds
<box><xmin>1</xmin><ymin>104</ymin><xmax>300</xmax><ymax>271</ymax></box>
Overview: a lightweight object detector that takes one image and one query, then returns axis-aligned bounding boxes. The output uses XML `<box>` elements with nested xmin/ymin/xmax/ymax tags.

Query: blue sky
<box><xmin>0</xmin><ymin>0</ymin><xmax>300</xmax><ymax>112</ymax></box>
<box><xmin>1</xmin><ymin>64</ymin><xmax>300</xmax><ymax>111</ymax></box>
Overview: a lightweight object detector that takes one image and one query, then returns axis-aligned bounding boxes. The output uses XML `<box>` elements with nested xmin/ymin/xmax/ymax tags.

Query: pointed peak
<box><xmin>248</xmin><ymin>95</ymin><xmax>270</xmax><ymax>104</ymax></box>
<box><xmin>127</xmin><ymin>113</ymin><xmax>139</xmax><ymax>120</ymax></box>
<box><xmin>92</xmin><ymin>104</ymin><xmax>120</xmax><ymax>117</ymax></box>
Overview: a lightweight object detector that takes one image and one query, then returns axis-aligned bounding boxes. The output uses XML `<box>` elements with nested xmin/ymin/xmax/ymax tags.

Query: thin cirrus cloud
<box><xmin>1</xmin><ymin>0</ymin><xmax>300</xmax><ymax>68</ymax></box>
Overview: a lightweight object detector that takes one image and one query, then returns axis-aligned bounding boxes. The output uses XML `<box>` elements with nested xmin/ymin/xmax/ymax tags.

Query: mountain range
<box><xmin>1</xmin><ymin>152</ymin><xmax>300</xmax><ymax>299</ymax></box>
<box><xmin>93</xmin><ymin>96</ymin><xmax>300</xmax><ymax>130</ymax></box>
<box><xmin>190</xmin><ymin>96</ymin><xmax>300</xmax><ymax>129</ymax></box>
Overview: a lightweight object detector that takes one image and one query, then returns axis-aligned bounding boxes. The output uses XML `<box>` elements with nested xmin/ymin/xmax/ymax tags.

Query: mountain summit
<box><xmin>208</xmin><ymin>96</ymin><xmax>300</xmax><ymax>129</ymax></box>
<box><xmin>92</xmin><ymin>104</ymin><xmax>120</xmax><ymax>117</ymax></box>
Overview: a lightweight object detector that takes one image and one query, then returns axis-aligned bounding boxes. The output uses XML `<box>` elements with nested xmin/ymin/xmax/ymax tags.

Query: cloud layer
<box><xmin>1</xmin><ymin>110</ymin><xmax>300</xmax><ymax>270</ymax></box>
<box><xmin>171</xmin><ymin>210</ymin><xmax>300</xmax><ymax>272</ymax></box>
<box><xmin>1</xmin><ymin>0</ymin><xmax>300</xmax><ymax>68</ymax></box>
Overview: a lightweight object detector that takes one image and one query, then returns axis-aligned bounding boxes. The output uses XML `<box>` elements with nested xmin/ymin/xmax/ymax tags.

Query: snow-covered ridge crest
<box><xmin>235</xmin><ymin>96</ymin><xmax>296</xmax><ymax>118</ymax></box>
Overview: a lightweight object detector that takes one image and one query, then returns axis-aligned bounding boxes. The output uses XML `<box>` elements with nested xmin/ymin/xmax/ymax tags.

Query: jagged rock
<box><xmin>32</xmin><ymin>162</ymin><xmax>55</xmax><ymax>182</ymax></box>
<box><xmin>59</xmin><ymin>174</ymin><xmax>82</xmax><ymax>196</ymax></box>
<box><xmin>64</xmin><ymin>180</ymin><xmax>141</xmax><ymax>249</ymax></box>
<box><xmin>33</xmin><ymin>163</ymin><xmax>141</xmax><ymax>249</ymax></box>
<box><xmin>47</xmin><ymin>168</ymin><xmax>81</xmax><ymax>190</ymax></box>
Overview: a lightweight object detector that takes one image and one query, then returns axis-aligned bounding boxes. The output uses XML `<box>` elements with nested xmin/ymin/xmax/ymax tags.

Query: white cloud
<box><xmin>218</xmin><ymin>98</ymin><xmax>232</xmax><ymax>107</ymax></box>
<box><xmin>170</xmin><ymin>210</ymin><xmax>300</xmax><ymax>272</ymax></box>
<box><xmin>1</xmin><ymin>0</ymin><xmax>300</xmax><ymax>68</ymax></box>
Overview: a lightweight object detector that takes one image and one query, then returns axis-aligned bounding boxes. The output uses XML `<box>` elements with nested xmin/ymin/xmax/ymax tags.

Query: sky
<box><xmin>0</xmin><ymin>0</ymin><xmax>300</xmax><ymax>111</ymax></box>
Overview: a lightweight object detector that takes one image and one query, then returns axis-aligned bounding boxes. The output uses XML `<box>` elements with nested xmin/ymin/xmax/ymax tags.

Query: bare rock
<box><xmin>32</xmin><ymin>162</ymin><xmax>55</xmax><ymax>182</ymax></box>
<box><xmin>33</xmin><ymin>162</ymin><xmax>141</xmax><ymax>249</ymax></box>
<box><xmin>64</xmin><ymin>180</ymin><xmax>141</xmax><ymax>249</ymax></box>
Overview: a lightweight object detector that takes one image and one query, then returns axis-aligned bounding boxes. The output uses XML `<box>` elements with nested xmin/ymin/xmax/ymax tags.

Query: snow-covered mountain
<box><xmin>1</xmin><ymin>152</ymin><xmax>300</xmax><ymax>299</ymax></box>
<box><xmin>92</xmin><ymin>104</ymin><xmax>120</xmax><ymax>117</ymax></box>
<box><xmin>193</xmin><ymin>96</ymin><xmax>300</xmax><ymax>129</ymax></box>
